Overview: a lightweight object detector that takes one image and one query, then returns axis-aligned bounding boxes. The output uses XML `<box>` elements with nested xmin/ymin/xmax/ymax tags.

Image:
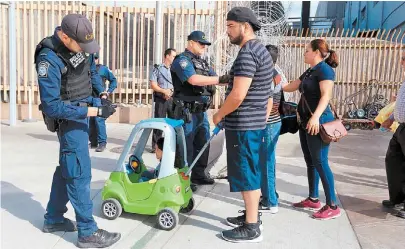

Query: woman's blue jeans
<box><xmin>261</xmin><ymin>121</ymin><xmax>282</xmax><ymax>207</ymax></box>
<box><xmin>299</xmin><ymin>107</ymin><xmax>337</xmax><ymax>206</ymax></box>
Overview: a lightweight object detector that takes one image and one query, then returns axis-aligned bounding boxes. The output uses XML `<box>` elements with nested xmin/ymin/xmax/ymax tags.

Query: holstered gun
<box><xmin>171</xmin><ymin>99</ymin><xmax>192</xmax><ymax>123</ymax></box>
<box><xmin>39</xmin><ymin>104</ymin><xmax>59</xmax><ymax>133</ymax></box>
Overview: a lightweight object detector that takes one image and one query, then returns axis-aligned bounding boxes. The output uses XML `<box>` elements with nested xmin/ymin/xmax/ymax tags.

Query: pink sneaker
<box><xmin>293</xmin><ymin>197</ymin><xmax>322</xmax><ymax>210</ymax></box>
<box><xmin>312</xmin><ymin>205</ymin><xmax>341</xmax><ymax>220</ymax></box>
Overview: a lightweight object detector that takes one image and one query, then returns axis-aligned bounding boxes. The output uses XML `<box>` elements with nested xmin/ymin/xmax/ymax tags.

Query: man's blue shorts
<box><xmin>225</xmin><ymin>129</ymin><xmax>265</xmax><ymax>192</ymax></box>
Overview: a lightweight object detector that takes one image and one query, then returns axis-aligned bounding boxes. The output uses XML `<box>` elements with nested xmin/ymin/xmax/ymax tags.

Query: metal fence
<box><xmin>0</xmin><ymin>1</ymin><xmax>226</xmax><ymax>106</ymax></box>
<box><xmin>278</xmin><ymin>29</ymin><xmax>405</xmax><ymax>115</ymax></box>
<box><xmin>1</xmin><ymin>2</ymin><xmax>404</xmax><ymax>117</ymax></box>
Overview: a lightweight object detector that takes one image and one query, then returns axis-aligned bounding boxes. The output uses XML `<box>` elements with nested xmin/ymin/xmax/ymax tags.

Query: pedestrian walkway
<box><xmin>1</xmin><ymin>121</ymin><xmax>402</xmax><ymax>249</ymax></box>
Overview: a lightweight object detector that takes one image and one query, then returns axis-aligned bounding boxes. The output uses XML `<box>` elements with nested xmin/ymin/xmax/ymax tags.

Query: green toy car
<box><xmin>100</xmin><ymin>118</ymin><xmax>222</xmax><ymax>230</ymax></box>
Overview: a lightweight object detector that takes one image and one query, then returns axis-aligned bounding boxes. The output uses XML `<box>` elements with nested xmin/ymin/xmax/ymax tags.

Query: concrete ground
<box><xmin>1</xmin><ymin>121</ymin><xmax>404</xmax><ymax>249</ymax></box>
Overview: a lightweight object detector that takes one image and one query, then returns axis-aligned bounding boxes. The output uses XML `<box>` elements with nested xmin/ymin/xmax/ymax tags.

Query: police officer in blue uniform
<box><xmin>89</xmin><ymin>52</ymin><xmax>117</xmax><ymax>152</ymax></box>
<box><xmin>34</xmin><ymin>14</ymin><xmax>120</xmax><ymax>248</ymax></box>
<box><xmin>171</xmin><ymin>31</ymin><xmax>230</xmax><ymax>188</ymax></box>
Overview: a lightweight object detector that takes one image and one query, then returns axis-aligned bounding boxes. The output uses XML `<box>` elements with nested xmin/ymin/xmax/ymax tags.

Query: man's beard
<box><xmin>230</xmin><ymin>33</ymin><xmax>243</xmax><ymax>45</ymax></box>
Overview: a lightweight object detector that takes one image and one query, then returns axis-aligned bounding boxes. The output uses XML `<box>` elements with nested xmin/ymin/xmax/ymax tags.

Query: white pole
<box><xmin>152</xmin><ymin>0</ymin><xmax>163</xmax><ymax>119</ymax></box>
<box><xmin>8</xmin><ymin>1</ymin><xmax>17</xmax><ymax>126</ymax></box>
<box><xmin>22</xmin><ymin>85</ymin><xmax>36</xmax><ymax>122</ymax></box>
<box><xmin>155</xmin><ymin>1</ymin><xmax>163</xmax><ymax>65</ymax></box>
<box><xmin>28</xmin><ymin>88</ymin><xmax>32</xmax><ymax>118</ymax></box>
<box><xmin>148</xmin><ymin>1</ymin><xmax>163</xmax><ymax>151</ymax></box>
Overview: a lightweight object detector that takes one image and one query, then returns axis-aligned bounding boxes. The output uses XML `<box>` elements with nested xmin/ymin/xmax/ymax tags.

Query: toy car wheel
<box><xmin>180</xmin><ymin>197</ymin><xmax>195</xmax><ymax>214</ymax></box>
<box><xmin>344</xmin><ymin>123</ymin><xmax>352</xmax><ymax>131</ymax></box>
<box><xmin>157</xmin><ymin>208</ymin><xmax>178</xmax><ymax>231</ymax></box>
<box><xmin>102</xmin><ymin>198</ymin><xmax>122</xmax><ymax>220</ymax></box>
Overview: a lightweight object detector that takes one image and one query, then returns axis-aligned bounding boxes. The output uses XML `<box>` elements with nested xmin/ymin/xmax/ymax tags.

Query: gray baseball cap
<box><xmin>61</xmin><ymin>14</ymin><xmax>99</xmax><ymax>53</ymax></box>
<box><xmin>227</xmin><ymin>7</ymin><xmax>261</xmax><ymax>31</ymax></box>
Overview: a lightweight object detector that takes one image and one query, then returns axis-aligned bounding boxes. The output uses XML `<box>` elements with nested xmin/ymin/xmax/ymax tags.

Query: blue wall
<box><xmin>344</xmin><ymin>1</ymin><xmax>405</xmax><ymax>30</ymax></box>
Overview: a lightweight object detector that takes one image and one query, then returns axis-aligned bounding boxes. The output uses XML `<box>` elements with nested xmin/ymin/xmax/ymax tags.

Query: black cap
<box><xmin>187</xmin><ymin>31</ymin><xmax>211</xmax><ymax>46</ymax></box>
<box><xmin>226</xmin><ymin>7</ymin><xmax>261</xmax><ymax>32</ymax></box>
<box><xmin>61</xmin><ymin>14</ymin><xmax>100</xmax><ymax>53</ymax></box>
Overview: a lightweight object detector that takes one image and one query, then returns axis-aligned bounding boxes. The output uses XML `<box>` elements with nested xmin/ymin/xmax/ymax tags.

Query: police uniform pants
<box><xmin>183</xmin><ymin>112</ymin><xmax>210</xmax><ymax>179</ymax></box>
<box><xmin>385</xmin><ymin>123</ymin><xmax>405</xmax><ymax>204</ymax></box>
<box><xmin>44</xmin><ymin>117</ymin><xmax>98</xmax><ymax>238</ymax></box>
<box><xmin>89</xmin><ymin>116</ymin><xmax>107</xmax><ymax>146</ymax></box>
<box><xmin>152</xmin><ymin>97</ymin><xmax>173</xmax><ymax>148</ymax></box>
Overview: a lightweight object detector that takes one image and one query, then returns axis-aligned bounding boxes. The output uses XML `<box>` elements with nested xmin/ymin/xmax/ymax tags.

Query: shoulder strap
<box><xmin>301</xmin><ymin>94</ymin><xmax>339</xmax><ymax>119</ymax></box>
<box><xmin>300</xmin><ymin>69</ymin><xmax>339</xmax><ymax>120</ymax></box>
<box><xmin>300</xmin><ymin>94</ymin><xmax>313</xmax><ymax>115</ymax></box>
<box><xmin>153</xmin><ymin>64</ymin><xmax>172</xmax><ymax>85</ymax></box>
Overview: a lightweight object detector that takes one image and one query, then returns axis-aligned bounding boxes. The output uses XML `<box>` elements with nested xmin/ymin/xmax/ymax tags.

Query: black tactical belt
<box><xmin>183</xmin><ymin>101</ymin><xmax>208</xmax><ymax>113</ymax></box>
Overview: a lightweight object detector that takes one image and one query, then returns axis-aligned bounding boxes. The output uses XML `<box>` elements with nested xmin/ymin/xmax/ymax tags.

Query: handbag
<box><xmin>279</xmin><ymin>90</ymin><xmax>299</xmax><ymax>135</ymax></box>
<box><xmin>301</xmin><ymin>95</ymin><xmax>347</xmax><ymax>143</ymax></box>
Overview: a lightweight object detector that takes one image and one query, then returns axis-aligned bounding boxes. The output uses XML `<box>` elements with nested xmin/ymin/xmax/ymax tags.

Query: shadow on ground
<box><xmin>1</xmin><ymin>181</ymin><xmax>45</xmax><ymax>232</ymax></box>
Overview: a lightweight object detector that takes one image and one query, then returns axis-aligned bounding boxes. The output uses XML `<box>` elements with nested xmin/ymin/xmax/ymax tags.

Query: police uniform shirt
<box><xmin>97</xmin><ymin>64</ymin><xmax>117</xmax><ymax>94</ymax></box>
<box><xmin>35</xmin><ymin>27</ymin><xmax>104</xmax><ymax>120</ymax></box>
<box><xmin>149</xmin><ymin>64</ymin><xmax>173</xmax><ymax>90</ymax></box>
<box><xmin>171</xmin><ymin>49</ymin><xmax>216</xmax><ymax>83</ymax></box>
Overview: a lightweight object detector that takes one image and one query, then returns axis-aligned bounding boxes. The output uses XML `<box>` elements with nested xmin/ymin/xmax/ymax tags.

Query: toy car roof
<box><xmin>139</xmin><ymin>118</ymin><xmax>184</xmax><ymax>128</ymax></box>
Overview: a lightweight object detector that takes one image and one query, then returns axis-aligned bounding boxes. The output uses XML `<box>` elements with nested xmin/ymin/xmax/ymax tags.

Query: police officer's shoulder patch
<box><xmin>37</xmin><ymin>61</ymin><xmax>50</xmax><ymax>78</ymax></box>
<box><xmin>180</xmin><ymin>59</ymin><xmax>188</xmax><ymax>69</ymax></box>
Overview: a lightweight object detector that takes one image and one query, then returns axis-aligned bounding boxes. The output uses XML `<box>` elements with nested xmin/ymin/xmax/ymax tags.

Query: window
<box><xmin>352</xmin><ymin>18</ymin><xmax>357</xmax><ymax>29</ymax></box>
<box><xmin>361</xmin><ymin>7</ymin><xmax>366</xmax><ymax>21</ymax></box>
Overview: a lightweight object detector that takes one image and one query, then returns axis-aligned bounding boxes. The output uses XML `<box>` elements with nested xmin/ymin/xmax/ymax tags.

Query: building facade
<box><xmin>344</xmin><ymin>1</ymin><xmax>405</xmax><ymax>30</ymax></box>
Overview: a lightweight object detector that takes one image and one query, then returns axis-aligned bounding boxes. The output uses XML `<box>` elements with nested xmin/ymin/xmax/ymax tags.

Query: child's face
<box><xmin>155</xmin><ymin>144</ymin><xmax>163</xmax><ymax>160</ymax></box>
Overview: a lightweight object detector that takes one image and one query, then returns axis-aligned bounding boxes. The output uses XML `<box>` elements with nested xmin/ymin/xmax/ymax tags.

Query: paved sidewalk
<box><xmin>0</xmin><ymin>121</ymin><xmax>402</xmax><ymax>249</ymax></box>
<box><xmin>328</xmin><ymin>130</ymin><xmax>405</xmax><ymax>249</ymax></box>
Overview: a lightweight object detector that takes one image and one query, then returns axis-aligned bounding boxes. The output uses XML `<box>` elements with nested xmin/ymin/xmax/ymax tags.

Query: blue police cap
<box><xmin>187</xmin><ymin>31</ymin><xmax>211</xmax><ymax>46</ymax></box>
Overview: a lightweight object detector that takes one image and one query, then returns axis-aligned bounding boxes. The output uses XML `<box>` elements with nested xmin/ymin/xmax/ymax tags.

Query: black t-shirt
<box><xmin>298</xmin><ymin>61</ymin><xmax>335</xmax><ymax>120</ymax></box>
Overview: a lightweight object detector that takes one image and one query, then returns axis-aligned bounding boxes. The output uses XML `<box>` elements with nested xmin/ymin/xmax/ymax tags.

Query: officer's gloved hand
<box><xmin>101</xmin><ymin>98</ymin><xmax>113</xmax><ymax>106</ymax></box>
<box><xmin>97</xmin><ymin>103</ymin><xmax>116</xmax><ymax>118</ymax></box>
<box><xmin>219</xmin><ymin>74</ymin><xmax>232</xmax><ymax>84</ymax></box>
<box><xmin>99</xmin><ymin>92</ymin><xmax>108</xmax><ymax>99</ymax></box>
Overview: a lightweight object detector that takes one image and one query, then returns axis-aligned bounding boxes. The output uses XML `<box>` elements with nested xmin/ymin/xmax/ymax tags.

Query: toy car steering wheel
<box><xmin>129</xmin><ymin>155</ymin><xmax>142</xmax><ymax>174</ymax></box>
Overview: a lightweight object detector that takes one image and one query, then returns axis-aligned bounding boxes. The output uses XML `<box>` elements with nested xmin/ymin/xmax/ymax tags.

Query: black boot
<box><xmin>382</xmin><ymin>200</ymin><xmax>397</xmax><ymax>208</ymax></box>
<box><xmin>77</xmin><ymin>229</ymin><xmax>121</xmax><ymax>248</ymax></box>
<box><xmin>43</xmin><ymin>218</ymin><xmax>77</xmax><ymax>233</ymax></box>
<box><xmin>191</xmin><ymin>173</ymin><xmax>215</xmax><ymax>185</ymax></box>
<box><xmin>95</xmin><ymin>143</ymin><xmax>106</xmax><ymax>152</ymax></box>
<box><xmin>190</xmin><ymin>183</ymin><xmax>198</xmax><ymax>192</ymax></box>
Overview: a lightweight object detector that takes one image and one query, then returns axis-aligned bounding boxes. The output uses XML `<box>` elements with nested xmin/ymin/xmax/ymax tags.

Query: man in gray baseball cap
<box><xmin>226</xmin><ymin>7</ymin><xmax>261</xmax><ymax>32</ymax></box>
